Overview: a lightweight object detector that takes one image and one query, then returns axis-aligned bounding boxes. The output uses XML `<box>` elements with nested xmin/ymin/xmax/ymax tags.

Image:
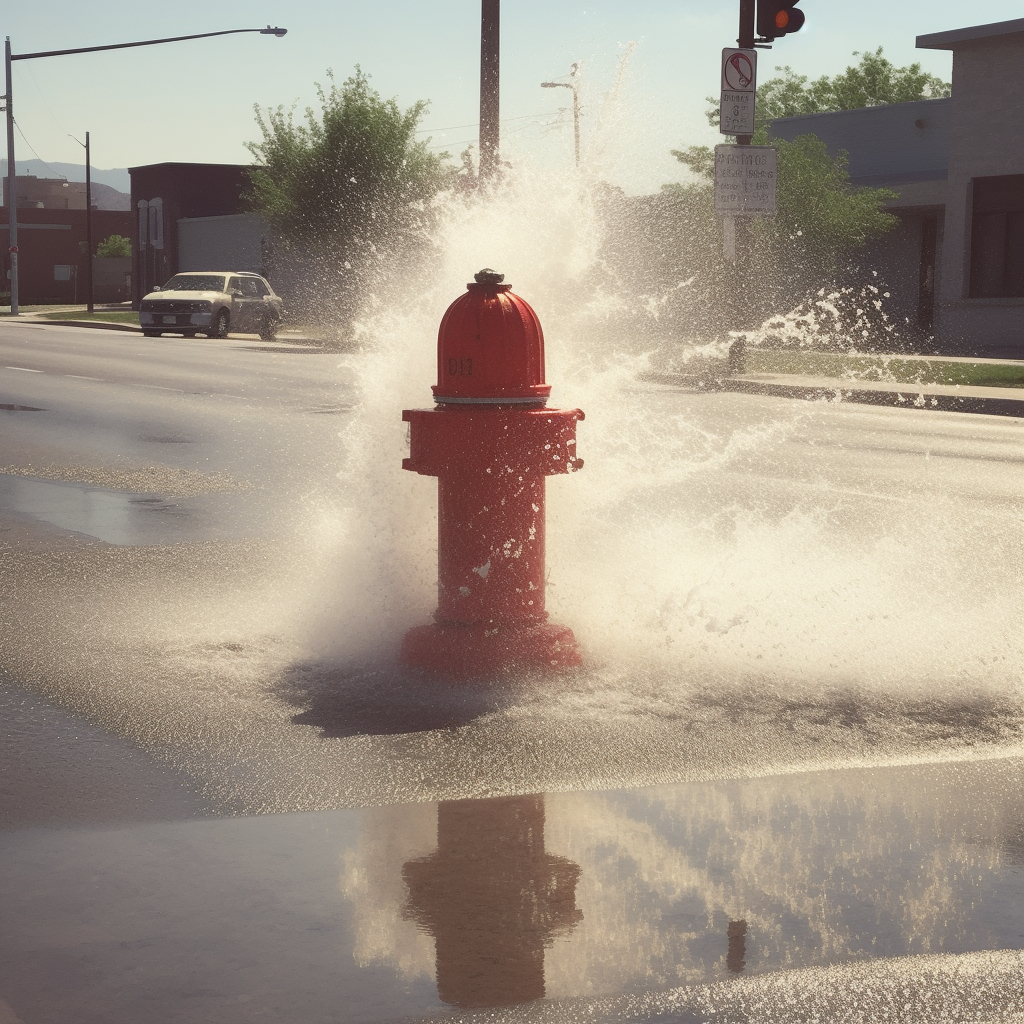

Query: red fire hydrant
<box><xmin>401</xmin><ymin>269</ymin><xmax>584</xmax><ymax>676</ymax></box>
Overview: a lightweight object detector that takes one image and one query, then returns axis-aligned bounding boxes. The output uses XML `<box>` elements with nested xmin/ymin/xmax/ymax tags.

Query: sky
<box><xmin>4</xmin><ymin>0</ymin><xmax>1022</xmax><ymax>196</ymax></box>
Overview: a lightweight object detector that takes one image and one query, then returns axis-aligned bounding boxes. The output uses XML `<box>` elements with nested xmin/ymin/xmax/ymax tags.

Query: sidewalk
<box><xmin>2</xmin><ymin>306</ymin><xmax>326</xmax><ymax>346</ymax></box>
<box><xmin>728</xmin><ymin>371</ymin><xmax>1024</xmax><ymax>417</ymax></box>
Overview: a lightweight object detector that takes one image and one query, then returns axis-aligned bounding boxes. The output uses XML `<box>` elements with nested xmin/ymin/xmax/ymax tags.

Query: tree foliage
<box><xmin>95</xmin><ymin>234</ymin><xmax>131</xmax><ymax>258</ymax></box>
<box><xmin>706</xmin><ymin>48</ymin><xmax>951</xmax><ymax>130</ymax></box>
<box><xmin>653</xmin><ymin>131</ymin><xmax>898</xmax><ymax>341</ymax></box>
<box><xmin>672</xmin><ymin>131</ymin><xmax>897</xmax><ymax>261</ymax></box>
<box><xmin>246</xmin><ymin>68</ymin><xmax>451</xmax><ymax>334</ymax></box>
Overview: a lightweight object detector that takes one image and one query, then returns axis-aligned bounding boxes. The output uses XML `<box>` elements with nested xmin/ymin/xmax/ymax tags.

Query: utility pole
<box><xmin>84</xmin><ymin>132</ymin><xmax>93</xmax><ymax>312</ymax></box>
<box><xmin>479</xmin><ymin>0</ymin><xmax>500</xmax><ymax>180</ymax></box>
<box><xmin>540</xmin><ymin>63</ymin><xmax>581</xmax><ymax>169</ymax></box>
<box><xmin>4</xmin><ymin>38</ymin><xmax>19</xmax><ymax>315</ymax></box>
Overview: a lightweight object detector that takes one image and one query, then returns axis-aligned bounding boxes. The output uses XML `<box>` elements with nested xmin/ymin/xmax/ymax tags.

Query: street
<box><xmin>1</xmin><ymin>321</ymin><xmax>1022</xmax><ymax>1023</ymax></box>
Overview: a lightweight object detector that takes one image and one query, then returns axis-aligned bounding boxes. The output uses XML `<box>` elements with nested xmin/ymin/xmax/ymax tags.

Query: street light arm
<box><xmin>11</xmin><ymin>26</ymin><xmax>286</xmax><ymax>62</ymax></box>
<box><xmin>540</xmin><ymin>81</ymin><xmax>573</xmax><ymax>89</ymax></box>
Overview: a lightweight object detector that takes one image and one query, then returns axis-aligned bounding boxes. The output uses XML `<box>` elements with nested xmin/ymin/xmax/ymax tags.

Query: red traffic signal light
<box><xmin>756</xmin><ymin>0</ymin><xmax>805</xmax><ymax>41</ymax></box>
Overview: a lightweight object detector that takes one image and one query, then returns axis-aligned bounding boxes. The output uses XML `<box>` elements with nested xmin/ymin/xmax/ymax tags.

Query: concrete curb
<box><xmin>34</xmin><ymin>319</ymin><xmax>141</xmax><ymax>333</ymax></box>
<box><xmin>640</xmin><ymin>371</ymin><xmax>1024</xmax><ymax>418</ymax></box>
<box><xmin>726</xmin><ymin>376</ymin><xmax>1024</xmax><ymax>418</ymax></box>
<box><xmin>18</xmin><ymin>317</ymin><xmax>331</xmax><ymax>347</ymax></box>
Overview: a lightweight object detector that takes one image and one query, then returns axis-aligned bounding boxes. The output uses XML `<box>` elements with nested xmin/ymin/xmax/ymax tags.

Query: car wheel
<box><xmin>142</xmin><ymin>330</ymin><xmax>161</xmax><ymax>338</ymax></box>
<box><xmin>181</xmin><ymin>332</ymin><xmax>197</xmax><ymax>339</ymax></box>
<box><xmin>258</xmin><ymin>314</ymin><xmax>279</xmax><ymax>342</ymax></box>
<box><xmin>209</xmin><ymin>310</ymin><xmax>230</xmax><ymax>339</ymax></box>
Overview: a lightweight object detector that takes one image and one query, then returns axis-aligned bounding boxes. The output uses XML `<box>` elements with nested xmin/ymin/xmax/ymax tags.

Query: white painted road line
<box><xmin>5</xmin><ymin>366</ymin><xmax>43</xmax><ymax>372</ymax></box>
<box><xmin>64</xmin><ymin>375</ymin><xmax>104</xmax><ymax>381</ymax></box>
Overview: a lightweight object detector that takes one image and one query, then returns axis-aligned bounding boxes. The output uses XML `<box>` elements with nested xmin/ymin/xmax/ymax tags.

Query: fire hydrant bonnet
<box><xmin>432</xmin><ymin>269</ymin><xmax>552</xmax><ymax>404</ymax></box>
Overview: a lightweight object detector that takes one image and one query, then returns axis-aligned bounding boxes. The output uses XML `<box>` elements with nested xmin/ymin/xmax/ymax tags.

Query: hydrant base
<box><xmin>401</xmin><ymin>621</ymin><xmax>582</xmax><ymax>678</ymax></box>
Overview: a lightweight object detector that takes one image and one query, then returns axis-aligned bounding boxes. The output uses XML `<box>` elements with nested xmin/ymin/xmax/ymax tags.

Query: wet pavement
<box><xmin>2</xmin><ymin>324</ymin><xmax>1023</xmax><ymax>1022</ymax></box>
<box><xmin>2</xmin><ymin>752</ymin><xmax>1023</xmax><ymax>1022</ymax></box>
<box><xmin>0</xmin><ymin>474</ymin><xmax>261</xmax><ymax>546</ymax></box>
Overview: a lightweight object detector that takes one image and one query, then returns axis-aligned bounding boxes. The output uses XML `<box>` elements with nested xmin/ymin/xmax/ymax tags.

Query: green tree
<box><xmin>655</xmin><ymin>133</ymin><xmax>897</xmax><ymax>341</ymax></box>
<box><xmin>672</xmin><ymin>48</ymin><xmax>916</xmax><ymax>297</ymax></box>
<box><xmin>95</xmin><ymin>234</ymin><xmax>131</xmax><ymax>258</ymax></box>
<box><xmin>706</xmin><ymin>48</ymin><xmax>951</xmax><ymax>130</ymax></box>
<box><xmin>672</xmin><ymin>132</ymin><xmax>896</xmax><ymax>263</ymax></box>
<box><xmin>246</xmin><ymin>67</ymin><xmax>451</xmax><ymax>336</ymax></box>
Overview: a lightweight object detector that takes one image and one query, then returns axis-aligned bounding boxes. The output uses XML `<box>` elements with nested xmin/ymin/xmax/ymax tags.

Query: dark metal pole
<box><xmin>4</xmin><ymin>37</ymin><xmax>19</xmax><ymax>315</ymax></box>
<box><xmin>85</xmin><ymin>131</ymin><xmax>93</xmax><ymax>313</ymax></box>
<box><xmin>728</xmin><ymin>0</ymin><xmax>757</xmax><ymax>357</ymax></box>
<box><xmin>479</xmin><ymin>0</ymin><xmax>499</xmax><ymax>180</ymax></box>
<box><xmin>736</xmin><ymin>0</ymin><xmax>755</xmax><ymax>146</ymax></box>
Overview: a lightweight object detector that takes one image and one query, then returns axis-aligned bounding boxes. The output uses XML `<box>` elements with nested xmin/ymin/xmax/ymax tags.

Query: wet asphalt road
<box><xmin>1</xmin><ymin>320</ymin><xmax>1023</xmax><ymax>1023</ymax></box>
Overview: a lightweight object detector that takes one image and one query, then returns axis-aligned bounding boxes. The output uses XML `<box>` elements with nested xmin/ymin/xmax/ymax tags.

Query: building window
<box><xmin>54</xmin><ymin>265</ymin><xmax>72</xmax><ymax>281</ymax></box>
<box><xmin>969</xmin><ymin>175</ymin><xmax>1024</xmax><ymax>298</ymax></box>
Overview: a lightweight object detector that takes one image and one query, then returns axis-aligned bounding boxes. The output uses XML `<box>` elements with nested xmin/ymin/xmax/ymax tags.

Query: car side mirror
<box><xmin>230</xmin><ymin>289</ymin><xmax>243</xmax><ymax>297</ymax></box>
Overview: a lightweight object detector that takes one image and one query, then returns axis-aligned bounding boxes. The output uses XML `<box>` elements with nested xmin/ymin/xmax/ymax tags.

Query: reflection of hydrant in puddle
<box><xmin>401</xmin><ymin>269</ymin><xmax>584</xmax><ymax>676</ymax></box>
<box><xmin>403</xmin><ymin>795</ymin><xmax>582</xmax><ymax>1008</ymax></box>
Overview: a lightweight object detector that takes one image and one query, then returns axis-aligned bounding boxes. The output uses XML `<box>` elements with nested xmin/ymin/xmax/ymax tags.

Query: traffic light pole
<box><xmin>479</xmin><ymin>0</ymin><xmax>500</xmax><ymax>181</ymax></box>
<box><xmin>728</xmin><ymin>0</ymin><xmax>756</xmax><ymax>364</ymax></box>
<box><xmin>737</xmin><ymin>0</ymin><xmax>755</xmax><ymax>145</ymax></box>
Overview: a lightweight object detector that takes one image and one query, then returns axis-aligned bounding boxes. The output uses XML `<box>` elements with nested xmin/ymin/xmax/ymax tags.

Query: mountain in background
<box><xmin>0</xmin><ymin>160</ymin><xmax>130</xmax><ymax>210</ymax></box>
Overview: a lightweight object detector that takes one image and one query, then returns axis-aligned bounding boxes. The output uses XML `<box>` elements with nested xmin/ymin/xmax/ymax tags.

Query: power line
<box><xmin>12</xmin><ymin>120</ymin><xmax>68</xmax><ymax>179</ymax></box>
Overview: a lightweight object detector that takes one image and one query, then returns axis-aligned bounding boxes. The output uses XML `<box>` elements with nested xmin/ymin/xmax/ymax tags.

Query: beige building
<box><xmin>918</xmin><ymin>18</ymin><xmax>1024</xmax><ymax>355</ymax></box>
<box><xmin>771</xmin><ymin>17</ymin><xmax>1023</xmax><ymax>357</ymax></box>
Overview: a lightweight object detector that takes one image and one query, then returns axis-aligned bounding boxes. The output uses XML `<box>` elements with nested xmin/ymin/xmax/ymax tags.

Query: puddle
<box><xmin>1</xmin><ymin>758</ymin><xmax>1022</xmax><ymax>1022</ymax></box>
<box><xmin>0</xmin><ymin>474</ymin><xmax>264</xmax><ymax>545</ymax></box>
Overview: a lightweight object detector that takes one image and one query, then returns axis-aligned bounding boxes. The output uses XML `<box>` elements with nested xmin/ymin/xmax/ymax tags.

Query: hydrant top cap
<box><xmin>469</xmin><ymin>268</ymin><xmax>510</xmax><ymax>292</ymax></box>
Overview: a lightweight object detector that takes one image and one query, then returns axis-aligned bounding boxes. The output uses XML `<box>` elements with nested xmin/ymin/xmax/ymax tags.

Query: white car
<box><xmin>140</xmin><ymin>272</ymin><xmax>284</xmax><ymax>340</ymax></box>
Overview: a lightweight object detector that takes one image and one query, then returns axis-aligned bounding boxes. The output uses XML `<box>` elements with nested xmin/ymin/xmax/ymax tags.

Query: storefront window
<box><xmin>969</xmin><ymin>175</ymin><xmax>1024</xmax><ymax>298</ymax></box>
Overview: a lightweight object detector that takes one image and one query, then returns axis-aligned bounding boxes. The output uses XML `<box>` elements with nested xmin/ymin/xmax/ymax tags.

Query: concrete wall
<box><xmin>933</xmin><ymin>33</ymin><xmax>1024</xmax><ymax>354</ymax></box>
<box><xmin>177</xmin><ymin>214</ymin><xmax>268</xmax><ymax>276</ymax></box>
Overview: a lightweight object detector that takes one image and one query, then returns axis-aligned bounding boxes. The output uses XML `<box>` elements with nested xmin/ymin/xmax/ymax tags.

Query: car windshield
<box><xmin>160</xmin><ymin>275</ymin><xmax>227</xmax><ymax>292</ymax></box>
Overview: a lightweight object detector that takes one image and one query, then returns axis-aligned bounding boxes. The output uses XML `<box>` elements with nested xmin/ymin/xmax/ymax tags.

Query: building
<box><xmin>918</xmin><ymin>19</ymin><xmax>1024</xmax><ymax>356</ymax></box>
<box><xmin>769</xmin><ymin>17</ymin><xmax>1024</xmax><ymax>356</ymax></box>
<box><xmin>129</xmin><ymin>162</ymin><xmax>269</xmax><ymax>305</ymax></box>
<box><xmin>3</xmin><ymin>175</ymin><xmax>89</xmax><ymax>210</ymax></box>
<box><xmin>1</xmin><ymin>205</ymin><xmax>133</xmax><ymax>304</ymax></box>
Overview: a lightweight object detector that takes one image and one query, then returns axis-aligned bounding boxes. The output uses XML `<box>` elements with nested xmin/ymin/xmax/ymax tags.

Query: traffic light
<box><xmin>756</xmin><ymin>0</ymin><xmax>805</xmax><ymax>41</ymax></box>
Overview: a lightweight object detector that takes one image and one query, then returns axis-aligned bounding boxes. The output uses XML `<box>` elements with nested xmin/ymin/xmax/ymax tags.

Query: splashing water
<box><xmin>288</xmin><ymin>163</ymin><xmax>1023</xmax><ymax>722</ymax></box>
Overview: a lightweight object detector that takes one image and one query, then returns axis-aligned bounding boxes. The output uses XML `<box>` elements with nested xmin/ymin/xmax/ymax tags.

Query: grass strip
<box><xmin>747</xmin><ymin>350</ymin><xmax>1024</xmax><ymax>389</ymax></box>
<box><xmin>42</xmin><ymin>310</ymin><xmax>139</xmax><ymax>325</ymax></box>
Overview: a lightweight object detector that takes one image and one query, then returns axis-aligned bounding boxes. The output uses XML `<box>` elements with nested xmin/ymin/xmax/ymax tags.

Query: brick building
<box><xmin>129</xmin><ymin>162</ymin><xmax>267</xmax><ymax>305</ymax></box>
<box><xmin>1</xmin><ymin>206</ymin><xmax>133</xmax><ymax>304</ymax></box>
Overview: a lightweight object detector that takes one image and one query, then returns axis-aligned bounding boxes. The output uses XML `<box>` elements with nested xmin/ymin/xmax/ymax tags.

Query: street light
<box><xmin>68</xmin><ymin>132</ymin><xmax>93</xmax><ymax>312</ymax></box>
<box><xmin>541</xmin><ymin>62</ymin><xmax>581</xmax><ymax>169</ymax></box>
<box><xmin>3</xmin><ymin>26</ymin><xmax>287</xmax><ymax>315</ymax></box>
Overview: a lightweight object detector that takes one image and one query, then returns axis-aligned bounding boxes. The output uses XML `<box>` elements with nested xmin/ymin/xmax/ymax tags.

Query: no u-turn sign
<box><xmin>720</xmin><ymin>48</ymin><xmax>757</xmax><ymax>136</ymax></box>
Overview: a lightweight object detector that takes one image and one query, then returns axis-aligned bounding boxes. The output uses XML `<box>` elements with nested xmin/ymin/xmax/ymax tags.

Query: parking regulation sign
<box><xmin>714</xmin><ymin>144</ymin><xmax>777</xmax><ymax>215</ymax></box>
<box><xmin>720</xmin><ymin>48</ymin><xmax>757</xmax><ymax>136</ymax></box>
